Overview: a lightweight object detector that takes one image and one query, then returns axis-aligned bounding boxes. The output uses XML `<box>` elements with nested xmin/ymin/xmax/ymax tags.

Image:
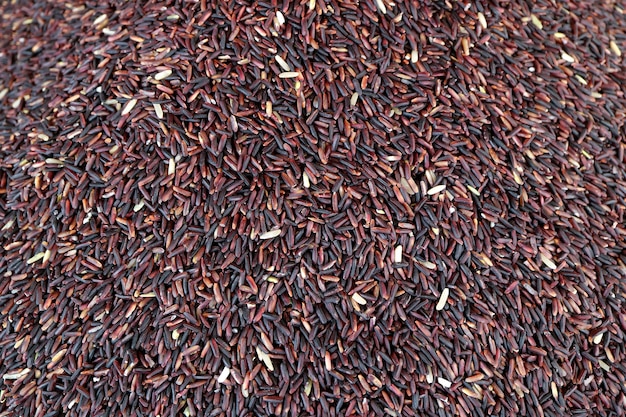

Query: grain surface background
<box><xmin>1</xmin><ymin>0</ymin><xmax>626</xmax><ymax>416</ymax></box>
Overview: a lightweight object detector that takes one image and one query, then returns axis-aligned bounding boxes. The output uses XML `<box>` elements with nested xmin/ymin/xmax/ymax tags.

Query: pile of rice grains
<box><xmin>1</xmin><ymin>0</ymin><xmax>626</xmax><ymax>416</ymax></box>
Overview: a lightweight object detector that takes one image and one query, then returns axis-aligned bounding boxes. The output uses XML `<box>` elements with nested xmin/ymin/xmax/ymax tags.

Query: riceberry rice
<box><xmin>1</xmin><ymin>0</ymin><xmax>626</xmax><ymax>416</ymax></box>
